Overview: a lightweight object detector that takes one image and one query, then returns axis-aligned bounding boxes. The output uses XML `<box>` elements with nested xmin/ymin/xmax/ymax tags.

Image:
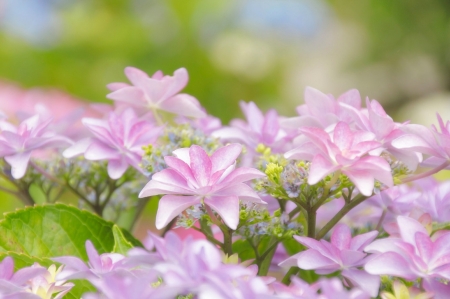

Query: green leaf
<box><xmin>112</xmin><ymin>224</ymin><xmax>134</xmax><ymax>255</ymax></box>
<box><xmin>0</xmin><ymin>252</ymin><xmax>95</xmax><ymax>298</ymax></box>
<box><xmin>232</xmin><ymin>239</ymin><xmax>255</xmax><ymax>261</ymax></box>
<box><xmin>0</xmin><ymin>203</ymin><xmax>142</xmax><ymax>260</ymax></box>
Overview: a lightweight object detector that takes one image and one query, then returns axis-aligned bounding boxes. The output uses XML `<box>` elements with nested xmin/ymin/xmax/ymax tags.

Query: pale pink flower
<box><xmin>281</xmin><ymin>87</ymin><xmax>363</xmax><ymax>130</ymax></box>
<box><xmin>106</xmin><ymin>67</ymin><xmax>206</xmax><ymax>118</ymax></box>
<box><xmin>213</xmin><ymin>101</ymin><xmax>288</xmax><ymax>153</ymax></box>
<box><xmin>139</xmin><ymin>144</ymin><xmax>266</xmax><ymax>229</ymax></box>
<box><xmin>392</xmin><ymin>114</ymin><xmax>450</xmax><ymax>171</ymax></box>
<box><xmin>63</xmin><ymin>108</ymin><xmax>160</xmax><ymax>179</ymax></box>
<box><xmin>0</xmin><ymin>115</ymin><xmax>72</xmax><ymax>179</ymax></box>
<box><xmin>365</xmin><ymin>216</ymin><xmax>450</xmax><ymax>299</ymax></box>
<box><xmin>285</xmin><ymin>121</ymin><xmax>393</xmax><ymax>196</ymax></box>
<box><xmin>280</xmin><ymin>224</ymin><xmax>380</xmax><ymax>297</ymax></box>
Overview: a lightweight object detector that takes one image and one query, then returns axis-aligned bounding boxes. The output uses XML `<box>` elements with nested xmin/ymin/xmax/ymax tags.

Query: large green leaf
<box><xmin>112</xmin><ymin>224</ymin><xmax>134</xmax><ymax>255</ymax></box>
<box><xmin>0</xmin><ymin>252</ymin><xmax>95</xmax><ymax>298</ymax></box>
<box><xmin>0</xmin><ymin>203</ymin><xmax>141</xmax><ymax>260</ymax></box>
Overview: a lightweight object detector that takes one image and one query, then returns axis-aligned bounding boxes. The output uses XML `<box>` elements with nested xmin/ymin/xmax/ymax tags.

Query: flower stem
<box><xmin>281</xmin><ymin>267</ymin><xmax>299</xmax><ymax>285</ymax></box>
<box><xmin>401</xmin><ymin>161</ymin><xmax>450</xmax><ymax>183</ymax></box>
<box><xmin>315</xmin><ymin>193</ymin><xmax>367</xmax><ymax>240</ymax></box>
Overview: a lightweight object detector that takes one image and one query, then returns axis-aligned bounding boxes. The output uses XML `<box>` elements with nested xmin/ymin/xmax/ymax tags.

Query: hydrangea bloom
<box><xmin>139</xmin><ymin>143</ymin><xmax>266</xmax><ymax>229</ymax></box>
<box><xmin>365</xmin><ymin>216</ymin><xmax>450</xmax><ymax>298</ymax></box>
<box><xmin>392</xmin><ymin>114</ymin><xmax>450</xmax><ymax>171</ymax></box>
<box><xmin>213</xmin><ymin>101</ymin><xmax>288</xmax><ymax>153</ymax></box>
<box><xmin>0</xmin><ymin>115</ymin><xmax>72</xmax><ymax>179</ymax></box>
<box><xmin>285</xmin><ymin>121</ymin><xmax>393</xmax><ymax>196</ymax></box>
<box><xmin>280</xmin><ymin>223</ymin><xmax>379</xmax><ymax>297</ymax></box>
<box><xmin>52</xmin><ymin>240</ymin><xmax>126</xmax><ymax>281</ymax></box>
<box><xmin>63</xmin><ymin>108</ymin><xmax>160</xmax><ymax>179</ymax></box>
<box><xmin>106</xmin><ymin>67</ymin><xmax>206</xmax><ymax>118</ymax></box>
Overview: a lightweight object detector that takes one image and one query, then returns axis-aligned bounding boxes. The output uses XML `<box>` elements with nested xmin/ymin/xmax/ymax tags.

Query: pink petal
<box><xmin>164</xmin><ymin>156</ymin><xmax>198</xmax><ymax>188</ymax></box>
<box><xmin>158</xmin><ymin>94</ymin><xmax>206</xmax><ymax>118</ymax></box>
<box><xmin>156</xmin><ymin>195</ymin><xmax>200</xmax><ymax>229</ymax></box>
<box><xmin>240</xmin><ymin>101</ymin><xmax>264</xmax><ymax>135</ymax></box>
<box><xmin>340</xmin><ymin>249</ymin><xmax>367</xmax><ymax>267</ymax></box>
<box><xmin>85</xmin><ymin>240</ymin><xmax>101</xmax><ymax>270</ymax></box>
<box><xmin>308</xmin><ymin>154</ymin><xmax>339</xmax><ymax>185</ymax></box>
<box><xmin>106</xmin><ymin>86</ymin><xmax>146</xmax><ymax>106</ymax></box>
<box><xmin>342</xmin><ymin>269</ymin><xmax>380</xmax><ymax>298</ymax></box>
<box><xmin>0</xmin><ymin>257</ymin><xmax>13</xmax><ymax>280</ymax></box>
<box><xmin>138</xmin><ymin>180</ymin><xmax>194</xmax><ymax>197</ymax></box>
<box><xmin>367</xmin><ymin>99</ymin><xmax>395</xmax><ymax>139</ymax></box>
<box><xmin>107</xmin><ymin>158</ymin><xmax>129</xmax><ymax>179</ymax></box>
<box><xmin>189</xmin><ymin>145</ymin><xmax>212</xmax><ymax>187</ymax></box>
<box><xmin>210</xmin><ymin>143</ymin><xmax>242</xmax><ymax>173</ymax></box>
<box><xmin>423</xmin><ymin>278</ymin><xmax>450</xmax><ymax>299</ymax></box>
<box><xmin>85</xmin><ymin>141</ymin><xmax>119</xmax><ymax>161</ymax></box>
<box><xmin>205</xmin><ymin>195</ymin><xmax>240</xmax><ymax>229</ymax></box>
<box><xmin>343</xmin><ymin>169</ymin><xmax>375</xmax><ymax>196</ymax></box>
<box><xmin>211</xmin><ymin>127</ymin><xmax>248</xmax><ymax>144</ymax></box>
<box><xmin>295</xmin><ymin>250</ymin><xmax>339</xmax><ymax>272</ymax></box>
<box><xmin>63</xmin><ymin>138</ymin><xmax>92</xmax><ymax>158</ymax></box>
<box><xmin>10</xmin><ymin>266</ymin><xmax>47</xmax><ymax>286</ymax></box>
<box><xmin>5</xmin><ymin>152</ymin><xmax>32</xmax><ymax>179</ymax></box>
<box><xmin>415</xmin><ymin>232</ymin><xmax>433</xmax><ymax>264</ymax></box>
<box><xmin>299</xmin><ymin>127</ymin><xmax>330</xmax><ymax>154</ymax></box>
<box><xmin>337</xmin><ymin>89</ymin><xmax>361</xmax><ymax>109</ymax></box>
<box><xmin>350</xmin><ymin>230</ymin><xmax>378</xmax><ymax>251</ymax></box>
<box><xmin>106</xmin><ymin>82</ymin><xmax>129</xmax><ymax>91</ymax></box>
<box><xmin>397</xmin><ymin>216</ymin><xmax>429</xmax><ymax>246</ymax></box>
<box><xmin>331</xmin><ymin>223</ymin><xmax>352</xmax><ymax>250</ymax></box>
<box><xmin>333</xmin><ymin>122</ymin><xmax>353</xmax><ymax>151</ymax></box>
<box><xmin>217</xmin><ymin>167</ymin><xmax>265</xmax><ymax>186</ymax></box>
<box><xmin>391</xmin><ymin>133</ymin><xmax>439</xmax><ymax>157</ymax></box>
<box><xmin>262</xmin><ymin>109</ymin><xmax>280</xmax><ymax>144</ymax></box>
<box><xmin>124</xmin><ymin>67</ymin><xmax>150</xmax><ymax>87</ymax></box>
<box><xmin>304</xmin><ymin>87</ymin><xmax>335</xmax><ymax>115</ymax></box>
<box><xmin>364</xmin><ymin>252</ymin><xmax>417</xmax><ymax>280</ymax></box>
<box><xmin>214</xmin><ymin>183</ymin><xmax>264</xmax><ymax>203</ymax></box>
<box><xmin>172</xmin><ymin>148</ymin><xmax>191</xmax><ymax>164</ymax></box>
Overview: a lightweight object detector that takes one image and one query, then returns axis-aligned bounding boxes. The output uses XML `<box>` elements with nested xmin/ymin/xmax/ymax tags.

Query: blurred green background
<box><xmin>1</xmin><ymin>0</ymin><xmax>449</xmax><ymax>123</ymax></box>
<box><xmin>0</xmin><ymin>0</ymin><xmax>449</xmax><ymax>230</ymax></box>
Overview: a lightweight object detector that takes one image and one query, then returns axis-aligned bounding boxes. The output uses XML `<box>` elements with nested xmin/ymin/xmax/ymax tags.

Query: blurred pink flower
<box><xmin>107</xmin><ymin>67</ymin><xmax>206</xmax><ymax>119</ymax></box>
<box><xmin>63</xmin><ymin>108</ymin><xmax>160</xmax><ymax>179</ymax></box>
<box><xmin>0</xmin><ymin>115</ymin><xmax>72</xmax><ymax>179</ymax></box>
<box><xmin>365</xmin><ymin>215</ymin><xmax>450</xmax><ymax>299</ymax></box>
<box><xmin>213</xmin><ymin>101</ymin><xmax>288</xmax><ymax>153</ymax></box>
<box><xmin>139</xmin><ymin>144</ymin><xmax>266</xmax><ymax>229</ymax></box>
<box><xmin>280</xmin><ymin>223</ymin><xmax>379</xmax><ymax>297</ymax></box>
<box><xmin>286</xmin><ymin>121</ymin><xmax>393</xmax><ymax>196</ymax></box>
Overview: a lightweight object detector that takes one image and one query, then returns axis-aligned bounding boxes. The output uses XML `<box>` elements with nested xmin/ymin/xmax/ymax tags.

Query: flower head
<box><xmin>63</xmin><ymin>108</ymin><xmax>160</xmax><ymax>179</ymax></box>
<box><xmin>106</xmin><ymin>67</ymin><xmax>206</xmax><ymax>118</ymax></box>
<box><xmin>0</xmin><ymin>115</ymin><xmax>72</xmax><ymax>179</ymax></box>
<box><xmin>139</xmin><ymin>143</ymin><xmax>266</xmax><ymax>229</ymax></box>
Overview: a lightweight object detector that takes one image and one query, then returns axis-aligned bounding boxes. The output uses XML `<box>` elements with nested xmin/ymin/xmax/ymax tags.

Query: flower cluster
<box><xmin>1</xmin><ymin>67</ymin><xmax>450</xmax><ymax>299</ymax></box>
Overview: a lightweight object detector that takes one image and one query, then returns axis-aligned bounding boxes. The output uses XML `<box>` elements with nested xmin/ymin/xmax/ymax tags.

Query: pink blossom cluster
<box><xmin>1</xmin><ymin>66</ymin><xmax>450</xmax><ymax>299</ymax></box>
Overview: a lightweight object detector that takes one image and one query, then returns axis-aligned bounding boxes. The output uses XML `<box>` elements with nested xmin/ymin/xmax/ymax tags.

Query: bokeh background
<box><xmin>0</xmin><ymin>0</ymin><xmax>449</xmax><ymax>231</ymax></box>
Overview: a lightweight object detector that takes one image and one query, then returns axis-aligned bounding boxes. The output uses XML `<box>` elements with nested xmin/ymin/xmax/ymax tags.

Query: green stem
<box><xmin>281</xmin><ymin>267</ymin><xmax>299</xmax><ymax>285</ymax></box>
<box><xmin>315</xmin><ymin>193</ymin><xmax>367</xmax><ymax>240</ymax></box>
<box><xmin>221</xmin><ymin>226</ymin><xmax>233</xmax><ymax>256</ymax></box>
<box><xmin>257</xmin><ymin>242</ymin><xmax>278</xmax><ymax>276</ymax></box>
<box><xmin>307</xmin><ymin>207</ymin><xmax>317</xmax><ymax>238</ymax></box>
<box><xmin>192</xmin><ymin>226</ymin><xmax>224</xmax><ymax>248</ymax></box>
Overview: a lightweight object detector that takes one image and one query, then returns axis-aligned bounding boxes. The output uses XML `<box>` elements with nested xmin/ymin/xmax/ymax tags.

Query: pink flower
<box><xmin>52</xmin><ymin>240</ymin><xmax>126</xmax><ymax>281</ymax></box>
<box><xmin>392</xmin><ymin>114</ymin><xmax>450</xmax><ymax>170</ymax></box>
<box><xmin>0</xmin><ymin>115</ymin><xmax>72</xmax><ymax>179</ymax></box>
<box><xmin>139</xmin><ymin>144</ymin><xmax>266</xmax><ymax>229</ymax></box>
<box><xmin>280</xmin><ymin>224</ymin><xmax>380</xmax><ymax>297</ymax></box>
<box><xmin>106</xmin><ymin>67</ymin><xmax>206</xmax><ymax>118</ymax></box>
<box><xmin>213</xmin><ymin>101</ymin><xmax>288</xmax><ymax>153</ymax></box>
<box><xmin>63</xmin><ymin>108</ymin><xmax>161</xmax><ymax>179</ymax></box>
<box><xmin>281</xmin><ymin>87</ymin><xmax>362</xmax><ymax>130</ymax></box>
<box><xmin>285</xmin><ymin>121</ymin><xmax>393</xmax><ymax>196</ymax></box>
<box><xmin>365</xmin><ymin>216</ymin><xmax>450</xmax><ymax>299</ymax></box>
